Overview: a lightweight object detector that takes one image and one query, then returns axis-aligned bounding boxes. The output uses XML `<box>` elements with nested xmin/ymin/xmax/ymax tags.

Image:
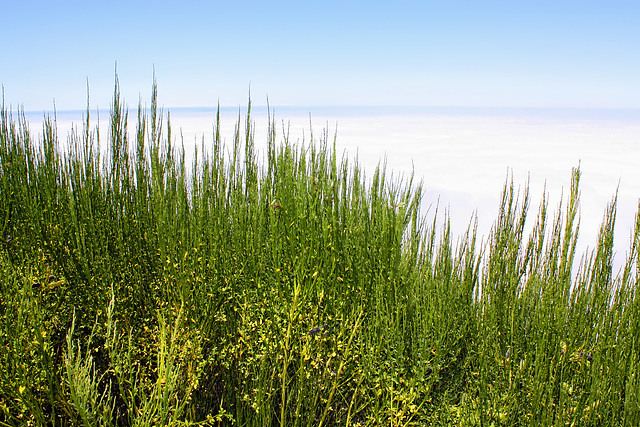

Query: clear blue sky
<box><xmin>2</xmin><ymin>0</ymin><xmax>639</xmax><ymax>111</ymax></box>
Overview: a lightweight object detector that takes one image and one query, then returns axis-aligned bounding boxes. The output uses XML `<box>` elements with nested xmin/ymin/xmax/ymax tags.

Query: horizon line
<box><xmin>17</xmin><ymin>104</ymin><xmax>640</xmax><ymax>116</ymax></box>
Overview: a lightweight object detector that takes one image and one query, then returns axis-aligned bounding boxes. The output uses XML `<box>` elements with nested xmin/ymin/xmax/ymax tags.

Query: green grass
<box><xmin>1</xmin><ymin>76</ymin><xmax>639</xmax><ymax>426</ymax></box>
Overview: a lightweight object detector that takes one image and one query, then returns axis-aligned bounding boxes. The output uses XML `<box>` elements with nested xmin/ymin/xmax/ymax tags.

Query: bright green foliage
<box><xmin>0</xmin><ymin>78</ymin><xmax>639</xmax><ymax>426</ymax></box>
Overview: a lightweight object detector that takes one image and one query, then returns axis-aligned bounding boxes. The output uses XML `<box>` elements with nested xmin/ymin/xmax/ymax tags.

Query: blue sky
<box><xmin>2</xmin><ymin>0</ymin><xmax>640</xmax><ymax>110</ymax></box>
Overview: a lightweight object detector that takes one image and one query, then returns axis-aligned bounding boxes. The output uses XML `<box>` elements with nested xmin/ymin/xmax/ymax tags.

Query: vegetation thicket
<box><xmin>1</xmin><ymin>78</ymin><xmax>639</xmax><ymax>426</ymax></box>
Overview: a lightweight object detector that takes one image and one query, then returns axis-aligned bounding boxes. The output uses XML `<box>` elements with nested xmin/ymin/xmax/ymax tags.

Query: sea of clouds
<box><xmin>23</xmin><ymin>105</ymin><xmax>640</xmax><ymax>274</ymax></box>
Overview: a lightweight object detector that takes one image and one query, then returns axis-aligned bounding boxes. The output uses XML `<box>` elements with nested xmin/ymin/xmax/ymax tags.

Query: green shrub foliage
<box><xmin>0</xmin><ymin>78</ymin><xmax>639</xmax><ymax>426</ymax></box>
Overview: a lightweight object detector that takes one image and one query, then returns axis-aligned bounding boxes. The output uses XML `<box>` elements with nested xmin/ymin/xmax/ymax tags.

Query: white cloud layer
<box><xmin>24</xmin><ymin>106</ymin><xmax>640</xmax><ymax>273</ymax></box>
